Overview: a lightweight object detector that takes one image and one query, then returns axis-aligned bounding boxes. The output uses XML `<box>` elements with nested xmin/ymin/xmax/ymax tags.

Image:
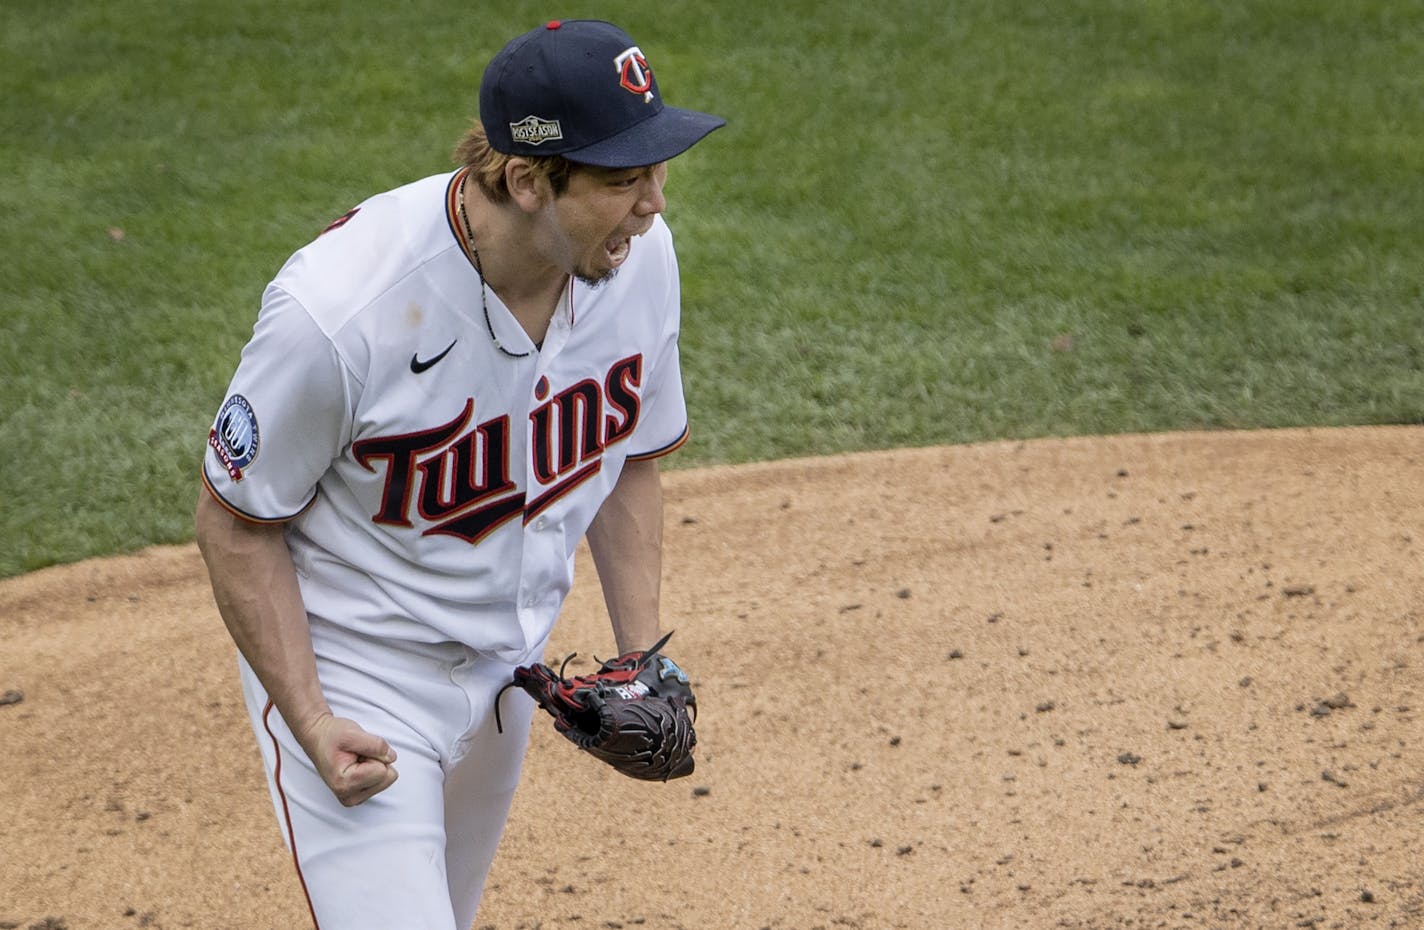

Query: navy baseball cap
<box><xmin>479</xmin><ymin>19</ymin><xmax>725</xmax><ymax>168</ymax></box>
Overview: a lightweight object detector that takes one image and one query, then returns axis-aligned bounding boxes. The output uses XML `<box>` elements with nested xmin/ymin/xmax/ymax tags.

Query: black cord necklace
<box><xmin>456</xmin><ymin>171</ymin><xmax>531</xmax><ymax>359</ymax></box>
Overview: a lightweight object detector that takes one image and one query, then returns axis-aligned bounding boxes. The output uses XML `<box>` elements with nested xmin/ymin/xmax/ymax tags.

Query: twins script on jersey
<box><xmin>202</xmin><ymin>169</ymin><xmax>689</xmax><ymax>662</ymax></box>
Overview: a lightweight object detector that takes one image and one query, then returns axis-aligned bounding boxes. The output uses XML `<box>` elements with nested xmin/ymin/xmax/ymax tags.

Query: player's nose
<box><xmin>634</xmin><ymin>170</ymin><xmax>666</xmax><ymax>217</ymax></box>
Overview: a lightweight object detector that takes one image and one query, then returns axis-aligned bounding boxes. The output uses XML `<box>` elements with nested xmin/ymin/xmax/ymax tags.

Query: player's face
<box><xmin>548</xmin><ymin>162</ymin><xmax>668</xmax><ymax>286</ymax></box>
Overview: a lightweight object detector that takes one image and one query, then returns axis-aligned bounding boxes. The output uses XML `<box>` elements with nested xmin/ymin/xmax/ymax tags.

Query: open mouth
<box><xmin>605</xmin><ymin>236</ymin><xmax>632</xmax><ymax>267</ymax></box>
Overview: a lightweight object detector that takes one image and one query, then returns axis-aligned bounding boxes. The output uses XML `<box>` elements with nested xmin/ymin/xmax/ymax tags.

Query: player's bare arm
<box><xmin>585</xmin><ymin>456</ymin><xmax>666</xmax><ymax>654</ymax></box>
<box><xmin>194</xmin><ymin>492</ymin><xmax>397</xmax><ymax>806</ymax></box>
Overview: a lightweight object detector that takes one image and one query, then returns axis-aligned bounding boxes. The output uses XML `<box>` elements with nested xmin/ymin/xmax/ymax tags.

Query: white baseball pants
<box><xmin>237</xmin><ymin>618</ymin><xmax>537</xmax><ymax>930</ymax></box>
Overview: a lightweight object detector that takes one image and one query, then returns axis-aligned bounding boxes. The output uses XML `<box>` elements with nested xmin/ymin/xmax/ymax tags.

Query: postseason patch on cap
<box><xmin>509</xmin><ymin>115</ymin><xmax>564</xmax><ymax>146</ymax></box>
<box><xmin>209</xmin><ymin>394</ymin><xmax>260</xmax><ymax>480</ymax></box>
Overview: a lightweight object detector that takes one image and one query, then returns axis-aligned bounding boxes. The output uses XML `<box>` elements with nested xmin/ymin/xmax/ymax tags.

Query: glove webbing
<box><xmin>493</xmin><ymin>630</ymin><xmax>677</xmax><ymax>734</ymax></box>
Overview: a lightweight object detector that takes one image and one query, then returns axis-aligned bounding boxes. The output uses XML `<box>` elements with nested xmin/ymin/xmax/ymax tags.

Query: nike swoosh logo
<box><xmin>410</xmin><ymin>340</ymin><xmax>457</xmax><ymax>374</ymax></box>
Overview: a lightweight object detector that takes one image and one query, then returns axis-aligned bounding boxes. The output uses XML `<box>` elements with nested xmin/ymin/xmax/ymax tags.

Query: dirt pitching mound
<box><xmin>2</xmin><ymin>426</ymin><xmax>1421</xmax><ymax>929</ymax></box>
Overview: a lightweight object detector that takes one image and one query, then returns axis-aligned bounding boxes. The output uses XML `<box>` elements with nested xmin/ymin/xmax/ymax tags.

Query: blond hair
<box><xmin>452</xmin><ymin>120</ymin><xmax>575</xmax><ymax>204</ymax></box>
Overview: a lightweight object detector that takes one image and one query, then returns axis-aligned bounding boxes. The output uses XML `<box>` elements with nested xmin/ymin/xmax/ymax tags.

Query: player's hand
<box><xmin>298</xmin><ymin>713</ymin><xmax>399</xmax><ymax>807</ymax></box>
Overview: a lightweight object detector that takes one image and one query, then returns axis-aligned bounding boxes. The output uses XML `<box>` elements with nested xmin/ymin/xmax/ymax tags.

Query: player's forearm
<box><xmin>586</xmin><ymin>457</ymin><xmax>665</xmax><ymax>654</ymax></box>
<box><xmin>194</xmin><ymin>491</ymin><xmax>332</xmax><ymax>735</ymax></box>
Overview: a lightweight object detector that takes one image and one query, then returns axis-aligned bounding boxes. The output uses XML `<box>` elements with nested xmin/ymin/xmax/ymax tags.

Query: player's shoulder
<box><xmin>344</xmin><ymin>172</ymin><xmax>453</xmax><ymax>230</ymax></box>
<box><xmin>302</xmin><ymin>172</ymin><xmax>453</xmax><ymax>261</ymax></box>
<box><xmin>627</xmin><ymin>215</ymin><xmax>676</xmax><ymax>276</ymax></box>
<box><xmin>269</xmin><ymin>172</ymin><xmax>459</xmax><ymax>329</ymax></box>
<box><xmin>643</xmin><ymin>214</ymin><xmax>675</xmax><ymax>251</ymax></box>
<box><xmin>575</xmin><ymin>215</ymin><xmax>679</xmax><ymax>328</ymax></box>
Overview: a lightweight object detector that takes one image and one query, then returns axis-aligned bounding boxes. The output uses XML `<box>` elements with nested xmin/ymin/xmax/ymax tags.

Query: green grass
<box><xmin>3</xmin><ymin>0</ymin><xmax>1422</xmax><ymax>576</ymax></box>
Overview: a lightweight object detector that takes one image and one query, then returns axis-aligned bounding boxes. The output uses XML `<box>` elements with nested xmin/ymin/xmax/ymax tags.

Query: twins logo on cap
<box><xmin>615</xmin><ymin>47</ymin><xmax>655</xmax><ymax>102</ymax></box>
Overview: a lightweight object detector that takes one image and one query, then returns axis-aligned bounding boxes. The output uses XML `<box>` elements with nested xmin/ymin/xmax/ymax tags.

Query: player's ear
<box><xmin>505</xmin><ymin>159</ymin><xmax>551</xmax><ymax>212</ymax></box>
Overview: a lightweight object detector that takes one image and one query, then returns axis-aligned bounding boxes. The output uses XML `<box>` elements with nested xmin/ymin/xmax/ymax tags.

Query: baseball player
<box><xmin>193</xmin><ymin>20</ymin><xmax>723</xmax><ymax>930</ymax></box>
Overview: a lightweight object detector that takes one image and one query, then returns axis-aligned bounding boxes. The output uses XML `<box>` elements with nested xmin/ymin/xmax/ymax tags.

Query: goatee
<box><xmin>576</xmin><ymin>267</ymin><xmax>619</xmax><ymax>289</ymax></box>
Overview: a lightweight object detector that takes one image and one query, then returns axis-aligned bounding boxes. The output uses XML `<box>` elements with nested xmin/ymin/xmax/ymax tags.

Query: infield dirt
<box><xmin>3</xmin><ymin>426</ymin><xmax>1422</xmax><ymax>929</ymax></box>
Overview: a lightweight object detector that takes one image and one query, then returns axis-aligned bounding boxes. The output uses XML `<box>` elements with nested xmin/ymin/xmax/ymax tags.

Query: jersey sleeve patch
<box><xmin>208</xmin><ymin>394</ymin><xmax>261</xmax><ymax>480</ymax></box>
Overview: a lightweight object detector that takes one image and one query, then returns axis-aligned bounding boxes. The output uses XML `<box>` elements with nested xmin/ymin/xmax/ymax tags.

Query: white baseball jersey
<box><xmin>202</xmin><ymin>168</ymin><xmax>688</xmax><ymax>663</ymax></box>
